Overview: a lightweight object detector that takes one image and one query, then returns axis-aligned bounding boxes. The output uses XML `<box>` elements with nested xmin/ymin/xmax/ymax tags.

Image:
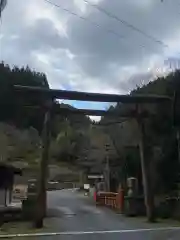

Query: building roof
<box><xmin>0</xmin><ymin>163</ymin><xmax>22</xmax><ymax>175</ymax></box>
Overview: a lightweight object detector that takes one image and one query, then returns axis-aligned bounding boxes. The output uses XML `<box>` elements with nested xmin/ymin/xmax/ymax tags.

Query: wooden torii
<box><xmin>14</xmin><ymin>85</ymin><xmax>172</xmax><ymax>227</ymax></box>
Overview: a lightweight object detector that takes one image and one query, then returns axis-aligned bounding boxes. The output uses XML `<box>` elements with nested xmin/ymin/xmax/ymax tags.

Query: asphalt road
<box><xmin>36</xmin><ymin>189</ymin><xmax>180</xmax><ymax>240</ymax></box>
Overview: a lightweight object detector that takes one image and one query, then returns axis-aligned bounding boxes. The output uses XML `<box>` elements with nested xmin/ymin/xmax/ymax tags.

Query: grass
<box><xmin>122</xmin><ymin>215</ymin><xmax>180</xmax><ymax>228</ymax></box>
<box><xmin>0</xmin><ymin>219</ymin><xmax>54</xmax><ymax>236</ymax></box>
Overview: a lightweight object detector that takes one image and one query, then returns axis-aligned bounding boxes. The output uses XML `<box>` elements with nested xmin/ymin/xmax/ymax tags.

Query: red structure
<box><xmin>95</xmin><ymin>188</ymin><xmax>125</xmax><ymax>213</ymax></box>
<box><xmin>93</xmin><ymin>191</ymin><xmax>97</xmax><ymax>202</ymax></box>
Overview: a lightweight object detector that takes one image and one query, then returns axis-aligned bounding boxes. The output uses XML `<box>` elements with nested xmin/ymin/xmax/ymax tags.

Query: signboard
<box><xmin>12</xmin><ymin>185</ymin><xmax>27</xmax><ymax>200</ymax></box>
<box><xmin>84</xmin><ymin>184</ymin><xmax>90</xmax><ymax>190</ymax></box>
<box><xmin>88</xmin><ymin>175</ymin><xmax>104</xmax><ymax>179</ymax></box>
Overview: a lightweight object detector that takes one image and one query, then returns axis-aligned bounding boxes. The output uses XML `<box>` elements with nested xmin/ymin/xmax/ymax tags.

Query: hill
<box><xmin>0</xmin><ymin>63</ymin><xmax>92</xmax><ymax>181</ymax></box>
<box><xmin>101</xmin><ymin>70</ymin><xmax>180</xmax><ymax>194</ymax></box>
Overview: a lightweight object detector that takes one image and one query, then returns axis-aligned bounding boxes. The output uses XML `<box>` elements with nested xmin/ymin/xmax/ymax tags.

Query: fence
<box><xmin>95</xmin><ymin>191</ymin><xmax>180</xmax><ymax>218</ymax></box>
<box><xmin>95</xmin><ymin>190</ymin><xmax>124</xmax><ymax>212</ymax></box>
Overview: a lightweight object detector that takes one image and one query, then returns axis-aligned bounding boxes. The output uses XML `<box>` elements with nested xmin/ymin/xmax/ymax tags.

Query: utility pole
<box><xmin>35</xmin><ymin>101</ymin><xmax>52</xmax><ymax>228</ymax></box>
<box><xmin>136</xmin><ymin>105</ymin><xmax>155</xmax><ymax>222</ymax></box>
<box><xmin>176</xmin><ymin>130</ymin><xmax>180</xmax><ymax>164</ymax></box>
<box><xmin>173</xmin><ymin>91</ymin><xmax>180</xmax><ymax>164</ymax></box>
<box><xmin>105</xmin><ymin>144</ymin><xmax>110</xmax><ymax>192</ymax></box>
<box><xmin>105</xmin><ymin>155</ymin><xmax>110</xmax><ymax>191</ymax></box>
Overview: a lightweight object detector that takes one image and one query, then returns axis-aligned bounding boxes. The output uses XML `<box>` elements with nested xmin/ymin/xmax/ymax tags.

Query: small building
<box><xmin>87</xmin><ymin>174</ymin><xmax>104</xmax><ymax>186</ymax></box>
<box><xmin>0</xmin><ymin>164</ymin><xmax>22</xmax><ymax>207</ymax></box>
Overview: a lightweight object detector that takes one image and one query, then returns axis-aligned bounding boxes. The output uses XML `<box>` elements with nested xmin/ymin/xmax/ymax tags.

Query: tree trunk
<box><xmin>35</xmin><ymin>110</ymin><xmax>51</xmax><ymax>228</ymax></box>
<box><xmin>137</xmin><ymin>111</ymin><xmax>155</xmax><ymax>222</ymax></box>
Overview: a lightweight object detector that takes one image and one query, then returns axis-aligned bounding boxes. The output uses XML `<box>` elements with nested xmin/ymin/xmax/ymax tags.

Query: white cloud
<box><xmin>1</xmin><ymin>0</ymin><xmax>180</xmax><ymax>110</ymax></box>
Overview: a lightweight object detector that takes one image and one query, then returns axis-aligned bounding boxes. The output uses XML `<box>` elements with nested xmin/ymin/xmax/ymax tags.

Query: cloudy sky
<box><xmin>1</xmin><ymin>0</ymin><xmax>180</xmax><ymax>120</ymax></box>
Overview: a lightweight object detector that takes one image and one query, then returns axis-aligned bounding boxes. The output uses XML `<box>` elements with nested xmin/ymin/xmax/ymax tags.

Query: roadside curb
<box><xmin>0</xmin><ymin>232</ymin><xmax>60</xmax><ymax>238</ymax></box>
<box><xmin>1</xmin><ymin>227</ymin><xmax>180</xmax><ymax>238</ymax></box>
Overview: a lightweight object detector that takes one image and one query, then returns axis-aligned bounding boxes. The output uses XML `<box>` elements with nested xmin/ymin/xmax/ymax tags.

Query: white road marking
<box><xmin>58</xmin><ymin>206</ymin><xmax>76</xmax><ymax>216</ymax></box>
<box><xmin>0</xmin><ymin>227</ymin><xmax>180</xmax><ymax>238</ymax></box>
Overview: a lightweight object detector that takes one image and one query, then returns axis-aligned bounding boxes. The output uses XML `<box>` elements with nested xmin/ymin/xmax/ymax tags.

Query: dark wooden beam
<box><xmin>56</xmin><ymin>108</ymin><xmax>148</xmax><ymax>118</ymax></box>
<box><xmin>52</xmin><ymin>106</ymin><xmax>149</xmax><ymax>120</ymax></box>
<box><xmin>54</xmin><ymin>107</ymin><xmax>109</xmax><ymax>116</ymax></box>
<box><xmin>14</xmin><ymin>85</ymin><xmax>172</xmax><ymax>103</ymax></box>
<box><xmin>24</xmin><ymin>105</ymin><xmax>149</xmax><ymax>118</ymax></box>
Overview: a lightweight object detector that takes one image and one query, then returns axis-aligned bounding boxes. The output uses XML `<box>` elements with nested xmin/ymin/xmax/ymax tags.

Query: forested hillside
<box><xmin>0</xmin><ymin>62</ymin><xmax>91</xmax><ymax>173</ymax></box>
<box><xmin>101</xmin><ymin>70</ymin><xmax>180</xmax><ymax>195</ymax></box>
<box><xmin>0</xmin><ymin>62</ymin><xmax>49</xmax><ymax>132</ymax></box>
<box><xmin>0</xmin><ymin>62</ymin><xmax>91</xmax><ymax>133</ymax></box>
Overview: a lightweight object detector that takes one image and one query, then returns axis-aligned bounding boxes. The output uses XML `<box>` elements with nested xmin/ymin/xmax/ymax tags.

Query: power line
<box><xmin>44</xmin><ymin>0</ymin><xmax>180</xmax><ymax>57</ymax></box>
<box><xmin>83</xmin><ymin>0</ymin><xmax>169</xmax><ymax>49</ymax></box>
<box><xmin>44</xmin><ymin>0</ymin><xmax>149</xmax><ymax>51</ymax></box>
<box><xmin>44</xmin><ymin>0</ymin><xmax>125</xmax><ymax>40</ymax></box>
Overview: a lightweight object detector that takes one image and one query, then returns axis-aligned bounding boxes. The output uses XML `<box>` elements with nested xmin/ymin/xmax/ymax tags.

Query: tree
<box><xmin>50</xmin><ymin>119</ymin><xmax>91</xmax><ymax>165</ymax></box>
<box><xmin>100</xmin><ymin>69</ymin><xmax>180</xmax><ymax>220</ymax></box>
<box><xmin>0</xmin><ymin>62</ymin><xmax>49</xmax><ymax>133</ymax></box>
<box><xmin>0</xmin><ymin>123</ymin><xmax>41</xmax><ymax>165</ymax></box>
<box><xmin>0</xmin><ymin>0</ymin><xmax>7</xmax><ymax>17</ymax></box>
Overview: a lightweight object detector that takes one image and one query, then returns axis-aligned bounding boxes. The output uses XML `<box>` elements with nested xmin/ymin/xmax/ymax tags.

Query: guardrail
<box><xmin>95</xmin><ymin>190</ymin><xmax>124</xmax><ymax>213</ymax></box>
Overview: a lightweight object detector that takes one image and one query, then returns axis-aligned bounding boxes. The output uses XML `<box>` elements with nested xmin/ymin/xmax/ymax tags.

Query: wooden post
<box><xmin>35</xmin><ymin>102</ymin><xmax>52</xmax><ymax>228</ymax></box>
<box><xmin>106</xmin><ymin>156</ymin><xmax>110</xmax><ymax>192</ymax></box>
<box><xmin>4</xmin><ymin>188</ymin><xmax>7</xmax><ymax>207</ymax></box>
<box><xmin>137</xmin><ymin>105</ymin><xmax>155</xmax><ymax>222</ymax></box>
<box><xmin>176</xmin><ymin>130</ymin><xmax>180</xmax><ymax>164</ymax></box>
<box><xmin>104</xmin><ymin>144</ymin><xmax>110</xmax><ymax>192</ymax></box>
<box><xmin>172</xmin><ymin>91</ymin><xmax>180</xmax><ymax>166</ymax></box>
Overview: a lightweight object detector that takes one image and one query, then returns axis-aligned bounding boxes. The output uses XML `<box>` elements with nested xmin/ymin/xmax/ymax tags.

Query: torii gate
<box><xmin>14</xmin><ymin>85</ymin><xmax>172</xmax><ymax>227</ymax></box>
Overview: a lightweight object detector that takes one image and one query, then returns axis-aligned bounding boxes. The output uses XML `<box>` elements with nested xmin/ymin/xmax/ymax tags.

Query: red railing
<box><xmin>95</xmin><ymin>190</ymin><xmax>124</xmax><ymax>212</ymax></box>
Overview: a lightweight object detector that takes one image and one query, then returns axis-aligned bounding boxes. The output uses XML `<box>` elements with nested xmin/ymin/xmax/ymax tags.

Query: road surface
<box><xmin>39</xmin><ymin>189</ymin><xmax>180</xmax><ymax>240</ymax></box>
